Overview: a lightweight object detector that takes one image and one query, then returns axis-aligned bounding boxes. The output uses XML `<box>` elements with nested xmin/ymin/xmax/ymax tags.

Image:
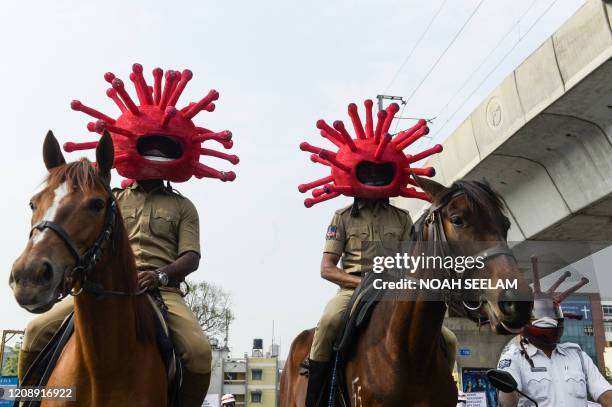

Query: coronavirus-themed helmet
<box><xmin>65</xmin><ymin>63</ymin><xmax>239</xmax><ymax>186</ymax></box>
<box><xmin>522</xmin><ymin>257</ymin><xmax>588</xmax><ymax>347</ymax></box>
<box><xmin>298</xmin><ymin>99</ymin><xmax>442</xmax><ymax>207</ymax></box>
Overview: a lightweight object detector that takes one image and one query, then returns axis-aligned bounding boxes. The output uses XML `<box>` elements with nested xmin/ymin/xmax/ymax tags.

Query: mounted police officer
<box><xmin>297</xmin><ymin>100</ymin><xmax>456</xmax><ymax>407</ymax></box>
<box><xmin>19</xmin><ymin>179</ymin><xmax>214</xmax><ymax>407</ymax></box>
<box><xmin>17</xmin><ymin>63</ymin><xmax>239</xmax><ymax>407</ymax></box>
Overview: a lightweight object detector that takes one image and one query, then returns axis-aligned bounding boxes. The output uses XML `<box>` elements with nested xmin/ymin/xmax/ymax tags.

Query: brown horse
<box><xmin>280</xmin><ymin>177</ymin><xmax>534</xmax><ymax>407</ymax></box>
<box><xmin>10</xmin><ymin>131</ymin><xmax>166</xmax><ymax>406</ymax></box>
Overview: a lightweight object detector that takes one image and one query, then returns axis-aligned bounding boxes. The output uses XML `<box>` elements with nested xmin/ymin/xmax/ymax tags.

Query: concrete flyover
<box><xmin>396</xmin><ymin>0</ymin><xmax>612</xmax><ymax>274</ymax></box>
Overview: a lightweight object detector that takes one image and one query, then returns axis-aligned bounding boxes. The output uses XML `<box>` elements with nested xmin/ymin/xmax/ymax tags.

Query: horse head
<box><xmin>10</xmin><ymin>130</ymin><xmax>115</xmax><ymax>313</ymax></box>
<box><xmin>417</xmin><ymin>177</ymin><xmax>533</xmax><ymax>334</ymax></box>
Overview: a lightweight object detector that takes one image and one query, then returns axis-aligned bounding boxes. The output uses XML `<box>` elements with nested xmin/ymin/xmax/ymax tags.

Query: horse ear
<box><xmin>96</xmin><ymin>131</ymin><xmax>114</xmax><ymax>182</ymax></box>
<box><xmin>414</xmin><ymin>176</ymin><xmax>447</xmax><ymax>201</ymax></box>
<box><xmin>43</xmin><ymin>130</ymin><xmax>66</xmax><ymax>170</ymax></box>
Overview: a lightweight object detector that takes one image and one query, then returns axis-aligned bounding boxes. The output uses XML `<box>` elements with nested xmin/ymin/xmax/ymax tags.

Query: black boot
<box><xmin>306</xmin><ymin>359</ymin><xmax>330</xmax><ymax>407</ymax></box>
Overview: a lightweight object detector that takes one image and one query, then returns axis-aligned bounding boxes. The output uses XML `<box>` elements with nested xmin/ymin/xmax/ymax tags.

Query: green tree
<box><xmin>2</xmin><ymin>342</ymin><xmax>20</xmax><ymax>376</ymax></box>
<box><xmin>184</xmin><ymin>280</ymin><xmax>235</xmax><ymax>340</ymax></box>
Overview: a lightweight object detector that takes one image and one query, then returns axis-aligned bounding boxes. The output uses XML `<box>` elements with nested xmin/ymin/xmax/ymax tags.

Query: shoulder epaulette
<box><xmin>335</xmin><ymin>204</ymin><xmax>353</xmax><ymax>215</ymax></box>
<box><xmin>558</xmin><ymin>342</ymin><xmax>582</xmax><ymax>351</ymax></box>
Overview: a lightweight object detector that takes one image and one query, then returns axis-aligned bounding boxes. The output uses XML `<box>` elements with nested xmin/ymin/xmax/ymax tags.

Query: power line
<box><xmin>427</xmin><ymin>0</ymin><xmax>559</xmax><ymax>144</ymax></box>
<box><xmin>431</xmin><ymin>0</ymin><xmax>539</xmax><ymax>121</ymax></box>
<box><xmin>403</xmin><ymin>0</ymin><xmax>486</xmax><ymax>107</ymax></box>
<box><xmin>392</xmin><ymin>101</ymin><xmax>408</xmax><ymax>133</ymax></box>
<box><xmin>384</xmin><ymin>0</ymin><xmax>449</xmax><ymax>91</ymax></box>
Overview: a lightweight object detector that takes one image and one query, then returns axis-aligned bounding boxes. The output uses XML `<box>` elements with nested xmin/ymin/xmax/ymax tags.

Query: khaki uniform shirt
<box><xmin>114</xmin><ymin>183</ymin><xmax>201</xmax><ymax>271</ymax></box>
<box><xmin>323</xmin><ymin>200</ymin><xmax>412</xmax><ymax>274</ymax></box>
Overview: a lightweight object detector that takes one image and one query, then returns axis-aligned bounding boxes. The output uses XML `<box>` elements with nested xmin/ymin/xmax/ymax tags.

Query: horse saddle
<box><xmin>17</xmin><ymin>293</ymin><xmax>182</xmax><ymax>407</ymax></box>
<box><xmin>333</xmin><ymin>272</ymin><xmax>385</xmax><ymax>355</ymax></box>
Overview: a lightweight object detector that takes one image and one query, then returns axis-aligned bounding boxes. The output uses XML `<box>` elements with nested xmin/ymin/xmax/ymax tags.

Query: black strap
<box><xmin>29</xmin><ymin>191</ymin><xmax>143</xmax><ymax>299</ymax></box>
<box><xmin>30</xmin><ymin>221</ymin><xmax>82</xmax><ymax>262</ymax></box>
<box><xmin>39</xmin><ymin>314</ymin><xmax>74</xmax><ymax>388</ymax></box>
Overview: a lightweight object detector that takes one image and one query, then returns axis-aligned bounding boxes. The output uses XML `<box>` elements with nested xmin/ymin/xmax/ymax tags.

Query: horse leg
<box><xmin>280</xmin><ymin>329</ymin><xmax>314</xmax><ymax>407</ymax></box>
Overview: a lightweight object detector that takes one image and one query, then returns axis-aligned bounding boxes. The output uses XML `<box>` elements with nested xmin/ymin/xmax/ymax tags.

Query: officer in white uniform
<box><xmin>497</xmin><ymin>317</ymin><xmax>612</xmax><ymax>406</ymax></box>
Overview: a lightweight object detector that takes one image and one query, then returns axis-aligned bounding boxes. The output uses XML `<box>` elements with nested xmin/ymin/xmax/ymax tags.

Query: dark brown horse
<box><xmin>280</xmin><ymin>177</ymin><xmax>533</xmax><ymax>407</ymax></box>
<box><xmin>10</xmin><ymin>131</ymin><xmax>166</xmax><ymax>406</ymax></box>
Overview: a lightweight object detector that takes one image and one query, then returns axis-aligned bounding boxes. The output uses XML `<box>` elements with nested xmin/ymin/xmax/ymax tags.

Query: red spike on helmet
<box><xmin>65</xmin><ymin>63</ymin><xmax>238</xmax><ymax>184</ymax></box>
<box><xmin>298</xmin><ymin>99</ymin><xmax>442</xmax><ymax>207</ymax></box>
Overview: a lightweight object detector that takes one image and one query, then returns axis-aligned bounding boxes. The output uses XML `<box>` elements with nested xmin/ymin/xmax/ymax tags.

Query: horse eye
<box><xmin>450</xmin><ymin>215</ymin><xmax>465</xmax><ymax>227</ymax></box>
<box><xmin>89</xmin><ymin>199</ymin><xmax>105</xmax><ymax>212</ymax></box>
<box><xmin>29</xmin><ymin>201</ymin><xmax>35</xmax><ymax>211</ymax></box>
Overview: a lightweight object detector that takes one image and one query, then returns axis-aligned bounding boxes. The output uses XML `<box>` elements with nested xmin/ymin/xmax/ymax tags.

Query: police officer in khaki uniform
<box><xmin>309</xmin><ymin>199</ymin><xmax>412</xmax><ymax>362</ymax></box>
<box><xmin>306</xmin><ymin>197</ymin><xmax>458</xmax><ymax>406</ymax></box>
<box><xmin>307</xmin><ymin>198</ymin><xmax>407</xmax><ymax>406</ymax></box>
<box><xmin>19</xmin><ymin>179</ymin><xmax>212</xmax><ymax>407</ymax></box>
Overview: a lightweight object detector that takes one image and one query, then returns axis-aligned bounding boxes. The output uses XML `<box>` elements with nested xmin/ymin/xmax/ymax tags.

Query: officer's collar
<box><xmin>351</xmin><ymin>198</ymin><xmax>390</xmax><ymax>217</ymax></box>
<box><xmin>130</xmin><ymin>181</ymin><xmax>173</xmax><ymax>195</ymax></box>
<box><xmin>527</xmin><ymin>341</ymin><xmax>568</xmax><ymax>357</ymax></box>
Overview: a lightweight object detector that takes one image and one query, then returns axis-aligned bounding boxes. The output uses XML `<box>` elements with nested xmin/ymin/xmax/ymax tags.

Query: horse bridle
<box><xmin>415</xmin><ymin>189</ymin><xmax>516</xmax><ymax>319</ymax></box>
<box><xmin>29</xmin><ymin>184</ymin><xmax>145</xmax><ymax>300</ymax></box>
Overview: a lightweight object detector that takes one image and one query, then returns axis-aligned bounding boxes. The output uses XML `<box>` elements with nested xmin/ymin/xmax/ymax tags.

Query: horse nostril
<box><xmin>41</xmin><ymin>262</ymin><xmax>54</xmax><ymax>283</ymax></box>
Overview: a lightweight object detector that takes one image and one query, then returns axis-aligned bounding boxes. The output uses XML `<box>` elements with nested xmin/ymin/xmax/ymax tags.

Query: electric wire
<box><xmin>431</xmin><ymin>0</ymin><xmax>539</xmax><ymax>122</ymax></box>
<box><xmin>420</xmin><ymin>0</ymin><xmax>560</xmax><ymax>153</ymax></box>
<box><xmin>402</xmin><ymin>0</ymin><xmax>486</xmax><ymax>107</ymax></box>
<box><xmin>384</xmin><ymin>0</ymin><xmax>450</xmax><ymax>91</ymax></box>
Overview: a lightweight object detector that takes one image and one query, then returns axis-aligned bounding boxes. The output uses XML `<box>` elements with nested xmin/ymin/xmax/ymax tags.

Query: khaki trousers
<box><xmin>310</xmin><ymin>288</ymin><xmax>354</xmax><ymax>362</ymax></box>
<box><xmin>21</xmin><ymin>288</ymin><xmax>211</xmax><ymax>374</ymax></box>
<box><xmin>309</xmin><ymin>287</ymin><xmax>458</xmax><ymax>370</ymax></box>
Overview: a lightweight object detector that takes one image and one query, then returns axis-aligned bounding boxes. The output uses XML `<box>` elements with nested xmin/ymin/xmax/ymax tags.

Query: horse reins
<box><xmin>29</xmin><ymin>184</ymin><xmax>147</xmax><ymax>300</ymax></box>
<box><xmin>414</xmin><ymin>188</ymin><xmax>516</xmax><ymax>318</ymax></box>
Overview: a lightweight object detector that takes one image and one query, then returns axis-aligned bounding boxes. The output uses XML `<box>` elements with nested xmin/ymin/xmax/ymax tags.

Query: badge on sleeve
<box><xmin>326</xmin><ymin>225</ymin><xmax>337</xmax><ymax>240</ymax></box>
<box><xmin>498</xmin><ymin>359</ymin><xmax>512</xmax><ymax>369</ymax></box>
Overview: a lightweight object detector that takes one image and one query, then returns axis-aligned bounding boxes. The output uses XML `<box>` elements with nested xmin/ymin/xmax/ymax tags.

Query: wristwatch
<box><xmin>157</xmin><ymin>272</ymin><xmax>169</xmax><ymax>287</ymax></box>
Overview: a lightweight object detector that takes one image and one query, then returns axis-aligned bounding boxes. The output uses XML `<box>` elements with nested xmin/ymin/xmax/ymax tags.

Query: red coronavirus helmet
<box><xmin>298</xmin><ymin>99</ymin><xmax>442</xmax><ymax>207</ymax></box>
<box><xmin>522</xmin><ymin>257</ymin><xmax>589</xmax><ymax>347</ymax></box>
<box><xmin>65</xmin><ymin>63</ymin><xmax>239</xmax><ymax>187</ymax></box>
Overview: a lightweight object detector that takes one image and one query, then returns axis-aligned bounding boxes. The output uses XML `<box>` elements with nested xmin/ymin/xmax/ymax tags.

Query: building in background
<box><xmin>207</xmin><ymin>338</ymin><xmax>281</xmax><ymax>407</ymax></box>
<box><xmin>602</xmin><ymin>300</ymin><xmax>612</xmax><ymax>378</ymax></box>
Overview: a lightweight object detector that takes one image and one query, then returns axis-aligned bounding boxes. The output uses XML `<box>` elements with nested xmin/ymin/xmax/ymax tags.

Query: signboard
<box><xmin>0</xmin><ymin>376</ymin><xmax>18</xmax><ymax>407</ymax></box>
<box><xmin>458</xmin><ymin>348</ymin><xmax>471</xmax><ymax>357</ymax></box>
<box><xmin>462</xmin><ymin>368</ymin><xmax>497</xmax><ymax>407</ymax></box>
<box><xmin>561</xmin><ymin>301</ymin><xmax>592</xmax><ymax>321</ymax></box>
<box><xmin>203</xmin><ymin>393</ymin><xmax>220</xmax><ymax>407</ymax></box>
<box><xmin>466</xmin><ymin>392</ymin><xmax>487</xmax><ymax>407</ymax></box>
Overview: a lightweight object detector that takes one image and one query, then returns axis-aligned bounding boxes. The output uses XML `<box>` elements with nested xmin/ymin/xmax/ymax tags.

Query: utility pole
<box><xmin>376</xmin><ymin>94</ymin><xmax>405</xmax><ymax>112</ymax></box>
<box><xmin>223</xmin><ymin>309</ymin><xmax>230</xmax><ymax>350</ymax></box>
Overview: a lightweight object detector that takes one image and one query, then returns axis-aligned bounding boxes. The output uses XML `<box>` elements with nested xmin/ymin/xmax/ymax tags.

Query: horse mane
<box><xmin>443</xmin><ymin>179</ymin><xmax>511</xmax><ymax>238</ymax></box>
<box><xmin>46</xmin><ymin>158</ymin><xmax>99</xmax><ymax>192</ymax></box>
<box><xmin>47</xmin><ymin>158</ymin><xmax>156</xmax><ymax>343</ymax></box>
